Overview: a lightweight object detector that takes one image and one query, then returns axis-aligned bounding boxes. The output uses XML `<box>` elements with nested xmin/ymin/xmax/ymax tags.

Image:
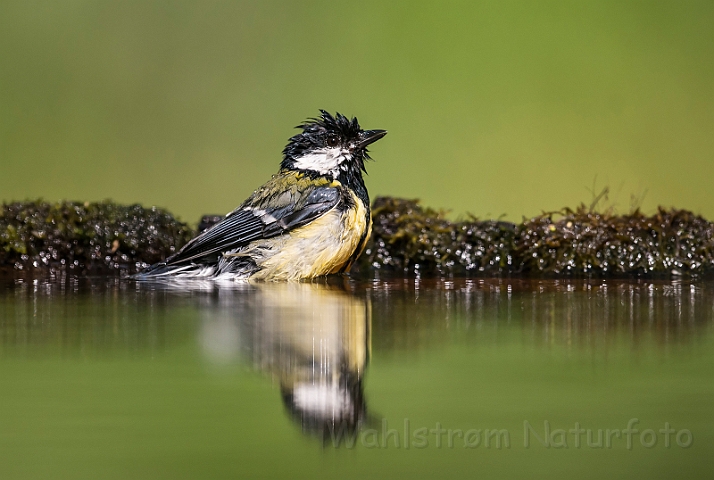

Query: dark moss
<box><xmin>356</xmin><ymin>197</ymin><xmax>714</xmax><ymax>277</ymax></box>
<box><xmin>515</xmin><ymin>205</ymin><xmax>714</xmax><ymax>276</ymax></box>
<box><xmin>3</xmin><ymin>197</ymin><xmax>713</xmax><ymax>278</ymax></box>
<box><xmin>0</xmin><ymin>200</ymin><xmax>194</xmax><ymax>275</ymax></box>
<box><xmin>356</xmin><ymin>197</ymin><xmax>516</xmax><ymax>275</ymax></box>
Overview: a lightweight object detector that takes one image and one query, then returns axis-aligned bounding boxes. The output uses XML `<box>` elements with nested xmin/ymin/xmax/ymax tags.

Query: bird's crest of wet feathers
<box><xmin>296</xmin><ymin>110</ymin><xmax>361</xmax><ymax>138</ymax></box>
<box><xmin>282</xmin><ymin>110</ymin><xmax>363</xmax><ymax>162</ymax></box>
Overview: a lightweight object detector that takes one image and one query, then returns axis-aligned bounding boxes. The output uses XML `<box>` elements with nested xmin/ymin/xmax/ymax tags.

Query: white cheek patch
<box><xmin>292</xmin><ymin>147</ymin><xmax>350</xmax><ymax>176</ymax></box>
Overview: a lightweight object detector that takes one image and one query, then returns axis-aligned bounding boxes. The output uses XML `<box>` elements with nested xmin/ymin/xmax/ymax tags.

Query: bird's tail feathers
<box><xmin>131</xmin><ymin>262</ymin><xmax>198</xmax><ymax>279</ymax></box>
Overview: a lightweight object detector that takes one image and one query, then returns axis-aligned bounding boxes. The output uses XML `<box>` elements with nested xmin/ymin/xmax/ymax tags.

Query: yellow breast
<box><xmin>249</xmin><ymin>190</ymin><xmax>369</xmax><ymax>281</ymax></box>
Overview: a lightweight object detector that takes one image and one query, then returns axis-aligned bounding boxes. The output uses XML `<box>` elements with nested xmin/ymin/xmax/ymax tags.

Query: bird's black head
<box><xmin>281</xmin><ymin>110</ymin><xmax>387</xmax><ymax>180</ymax></box>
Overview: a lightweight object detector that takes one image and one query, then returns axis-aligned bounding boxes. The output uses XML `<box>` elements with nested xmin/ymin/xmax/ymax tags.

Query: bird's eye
<box><xmin>326</xmin><ymin>134</ymin><xmax>339</xmax><ymax>147</ymax></box>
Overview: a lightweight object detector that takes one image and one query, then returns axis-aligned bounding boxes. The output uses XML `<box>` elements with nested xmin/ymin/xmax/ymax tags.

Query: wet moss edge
<box><xmin>354</xmin><ymin>197</ymin><xmax>714</xmax><ymax>278</ymax></box>
<box><xmin>2</xmin><ymin>198</ymin><xmax>713</xmax><ymax>277</ymax></box>
<box><xmin>0</xmin><ymin>200</ymin><xmax>193</xmax><ymax>275</ymax></box>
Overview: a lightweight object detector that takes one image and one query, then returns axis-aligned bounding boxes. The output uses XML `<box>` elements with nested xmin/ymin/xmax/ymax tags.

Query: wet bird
<box><xmin>135</xmin><ymin>110</ymin><xmax>387</xmax><ymax>281</ymax></box>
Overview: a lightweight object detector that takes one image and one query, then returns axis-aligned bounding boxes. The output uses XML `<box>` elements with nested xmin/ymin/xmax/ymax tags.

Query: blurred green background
<box><xmin>1</xmin><ymin>0</ymin><xmax>713</xmax><ymax>224</ymax></box>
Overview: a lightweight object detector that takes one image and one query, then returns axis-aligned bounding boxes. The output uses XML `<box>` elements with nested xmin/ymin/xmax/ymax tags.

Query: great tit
<box><xmin>135</xmin><ymin>110</ymin><xmax>387</xmax><ymax>281</ymax></box>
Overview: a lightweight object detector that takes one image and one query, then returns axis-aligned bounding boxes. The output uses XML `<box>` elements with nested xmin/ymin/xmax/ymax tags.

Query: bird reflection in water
<box><xmin>198</xmin><ymin>281</ymin><xmax>369</xmax><ymax>443</ymax></box>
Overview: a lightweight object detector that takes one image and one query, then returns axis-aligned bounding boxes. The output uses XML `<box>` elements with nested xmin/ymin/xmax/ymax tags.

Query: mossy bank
<box><xmin>356</xmin><ymin>197</ymin><xmax>714</xmax><ymax>277</ymax></box>
<box><xmin>0</xmin><ymin>200</ymin><xmax>193</xmax><ymax>275</ymax></box>
<box><xmin>2</xmin><ymin>198</ymin><xmax>713</xmax><ymax>277</ymax></box>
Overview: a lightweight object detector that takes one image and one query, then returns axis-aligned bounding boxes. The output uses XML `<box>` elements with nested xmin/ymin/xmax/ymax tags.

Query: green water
<box><xmin>1</xmin><ymin>275</ymin><xmax>712</xmax><ymax>478</ymax></box>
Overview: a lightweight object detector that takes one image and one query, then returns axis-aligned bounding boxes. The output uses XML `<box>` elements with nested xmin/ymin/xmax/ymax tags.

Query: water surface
<box><xmin>1</xmin><ymin>275</ymin><xmax>712</xmax><ymax>479</ymax></box>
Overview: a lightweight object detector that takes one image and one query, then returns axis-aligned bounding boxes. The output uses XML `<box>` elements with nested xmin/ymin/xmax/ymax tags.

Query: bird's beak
<box><xmin>356</xmin><ymin>130</ymin><xmax>387</xmax><ymax>149</ymax></box>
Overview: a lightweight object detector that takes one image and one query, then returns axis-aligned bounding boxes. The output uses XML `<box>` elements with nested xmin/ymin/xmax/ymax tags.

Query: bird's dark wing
<box><xmin>159</xmin><ymin>174</ymin><xmax>341</xmax><ymax>267</ymax></box>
